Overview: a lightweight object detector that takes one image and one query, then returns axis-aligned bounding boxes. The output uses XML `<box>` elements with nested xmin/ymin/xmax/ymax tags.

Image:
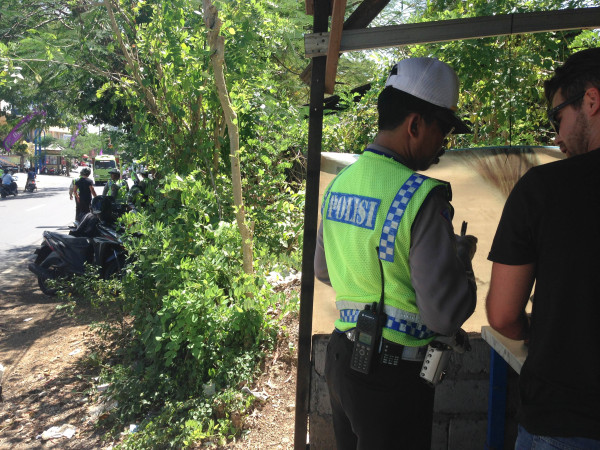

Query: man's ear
<box><xmin>407</xmin><ymin>114</ymin><xmax>420</xmax><ymax>138</ymax></box>
<box><xmin>585</xmin><ymin>87</ymin><xmax>600</xmax><ymax>116</ymax></box>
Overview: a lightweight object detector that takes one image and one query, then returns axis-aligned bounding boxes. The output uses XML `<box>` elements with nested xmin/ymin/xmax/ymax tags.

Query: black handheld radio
<box><xmin>350</xmin><ymin>248</ymin><xmax>387</xmax><ymax>374</ymax></box>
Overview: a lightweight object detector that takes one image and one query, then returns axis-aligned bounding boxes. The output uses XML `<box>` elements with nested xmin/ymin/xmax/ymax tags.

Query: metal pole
<box><xmin>34</xmin><ymin>128</ymin><xmax>44</xmax><ymax>174</ymax></box>
<box><xmin>486</xmin><ymin>348</ymin><xmax>508</xmax><ymax>449</ymax></box>
<box><xmin>294</xmin><ymin>0</ymin><xmax>329</xmax><ymax>447</ymax></box>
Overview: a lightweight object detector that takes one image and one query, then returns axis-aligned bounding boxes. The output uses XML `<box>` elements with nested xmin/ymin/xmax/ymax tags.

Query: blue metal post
<box><xmin>486</xmin><ymin>348</ymin><xmax>508</xmax><ymax>449</ymax></box>
<box><xmin>34</xmin><ymin>128</ymin><xmax>44</xmax><ymax>173</ymax></box>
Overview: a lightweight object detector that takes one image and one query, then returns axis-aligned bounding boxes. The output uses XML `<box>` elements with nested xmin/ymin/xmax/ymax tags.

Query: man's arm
<box><xmin>410</xmin><ymin>189</ymin><xmax>477</xmax><ymax>336</ymax></box>
<box><xmin>314</xmin><ymin>221</ymin><xmax>331</xmax><ymax>286</ymax></box>
<box><xmin>485</xmin><ymin>262</ymin><xmax>535</xmax><ymax>341</ymax></box>
<box><xmin>90</xmin><ymin>183</ymin><xmax>97</xmax><ymax>197</ymax></box>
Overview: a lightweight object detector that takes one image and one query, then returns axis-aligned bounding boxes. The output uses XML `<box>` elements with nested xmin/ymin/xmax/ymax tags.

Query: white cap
<box><xmin>385</xmin><ymin>57</ymin><xmax>471</xmax><ymax>134</ymax></box>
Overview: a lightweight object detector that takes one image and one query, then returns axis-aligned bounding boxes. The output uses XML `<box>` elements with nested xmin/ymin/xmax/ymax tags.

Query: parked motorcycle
<box><xmin>28</xmin><ymin>196</ymin><xmax>127</xmax><ymax>295</ymax></box>
<box><xmin>42</xmin><ymin>167</ymin><xmax>58</xmax><ymax>175</ymax></box>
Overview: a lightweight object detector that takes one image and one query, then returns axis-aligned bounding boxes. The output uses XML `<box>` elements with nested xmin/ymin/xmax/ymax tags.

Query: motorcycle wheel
<box><xmin>37</xmin><ymin>253</ymin><xmax>62</xmax><ymax>296</ymax></box>
<box><xmin>102</xmin><ymin>257</ymin><xmax>124</xmax><ymax>279</ymax></box>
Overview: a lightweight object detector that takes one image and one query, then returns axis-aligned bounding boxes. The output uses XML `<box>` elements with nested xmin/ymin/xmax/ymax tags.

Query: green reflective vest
<box><xmin>322</xmin><ymin>149</ymin><xmax>450</xmax><ymax>346</ymax></box>
<box><xmin>105</xmin><ymin>179</ymin><xmax>128</xmax><ymax>203</ymax></box>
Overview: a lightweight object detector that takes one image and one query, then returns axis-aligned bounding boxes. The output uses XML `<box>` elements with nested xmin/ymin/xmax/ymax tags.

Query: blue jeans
<box><xmin>515</xmin><ymin>425</ymin><xmax>600</xmax><ymax>450</ymax></box>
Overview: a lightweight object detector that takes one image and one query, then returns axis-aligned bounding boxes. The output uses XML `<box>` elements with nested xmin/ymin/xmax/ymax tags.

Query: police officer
<box><xmin>102</xmin><ymin>168</ymin><xmax>129</xmax><ymax>203</ymax></box>
<box><xmin>314</xmin><ymin>58</ymin><xmax>478</xmax><ymax>449</ymax></box>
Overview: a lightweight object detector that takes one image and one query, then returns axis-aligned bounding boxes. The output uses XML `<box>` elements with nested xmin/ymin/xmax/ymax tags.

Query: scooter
<box><xmin>24</xmin><ymin>178</ymin><xmax>37</xmax><ymax>192</ymax></box>
<box><xmin>1</xmin><ymin>182</ymin><xmax>18</xmax><ymax>198</ymax></box>
<box><xmin>28</xmin><ymin>226</ymin><xmax>126</xmax><ymax>295</ymax></box>
<box><xmin>28</xmin><ymin>197</ymin><xmax>127</xmax><ymax>295</ymax></box>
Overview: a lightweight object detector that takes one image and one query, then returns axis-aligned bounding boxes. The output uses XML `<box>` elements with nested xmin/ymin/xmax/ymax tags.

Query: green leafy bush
<box><xmin>62</xmin><ymin>173</ymin><xmax>302</xmax><ymax>447</ymax></box>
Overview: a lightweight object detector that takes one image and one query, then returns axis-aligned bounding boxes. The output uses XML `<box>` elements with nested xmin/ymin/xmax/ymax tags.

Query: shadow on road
<box><xmin>5</xmin><ymin>244</ymin><xmax>39</xmax><ymax>259</ymax></box>
<box><xmin>0</xmin><ymin>187</ymin><xmax>69</xmax><ymax>202</ymax></box>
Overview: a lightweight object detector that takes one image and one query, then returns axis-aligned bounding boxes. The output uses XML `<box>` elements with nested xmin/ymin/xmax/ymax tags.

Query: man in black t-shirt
<box><xmin>73</xmin><ymin>167</ymin><xmax>97</xmax><ymax>222</ymax></box>
<box><xmin>486</xmin><ymin>48</ymin><xmax>600</xmax><ymax>448</ymax></box>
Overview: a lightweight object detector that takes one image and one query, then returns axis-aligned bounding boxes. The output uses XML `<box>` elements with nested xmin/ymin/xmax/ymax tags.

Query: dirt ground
<box><xmin>0</xmin><ymin>273</ymin><xmax>299</xmax><ymax>449</ymax></box>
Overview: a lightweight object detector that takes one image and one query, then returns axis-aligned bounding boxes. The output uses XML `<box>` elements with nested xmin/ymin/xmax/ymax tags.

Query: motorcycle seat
<box><xmin>43</xmin><ymin>231</ymin><xmax>91</xmax><ymax>249</ymax></box>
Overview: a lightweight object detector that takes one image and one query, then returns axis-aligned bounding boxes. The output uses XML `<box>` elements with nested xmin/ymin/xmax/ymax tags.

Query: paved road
<box><xmin>0</xmin><ymin>172</ymin><xmax>78</xmax><ymax>288</ymax></box>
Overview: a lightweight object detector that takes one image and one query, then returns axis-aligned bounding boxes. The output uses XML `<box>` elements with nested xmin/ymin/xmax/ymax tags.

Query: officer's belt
<box><xmin>344</xmin><ymin>329</ymin><xmax>428</xmax><ymax>362</ymax></box>
<box><xmin>338</xmin><ymin>305</ymin><xmax>435</xmax><ymax>340</ymax></box>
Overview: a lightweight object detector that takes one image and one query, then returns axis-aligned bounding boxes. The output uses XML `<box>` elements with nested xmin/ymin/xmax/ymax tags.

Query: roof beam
<box><xmin>300</xmin><ymin>0</ymin><xmax>391</xmax><ymax>85</ymax></box>
<box><xmin>305</xmin><ymin>7</ymin><xmax>600</xmax><ymax>58</ymax></box>
<box><xmin>325</xmin><ymin>0</ymin><xmax>347</xmax><ymax>94</ymax></box>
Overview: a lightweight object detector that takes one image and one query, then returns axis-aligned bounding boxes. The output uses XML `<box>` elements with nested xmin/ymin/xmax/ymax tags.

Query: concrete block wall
<box><xmin>309</xmin><ymin>334</ymin><xmax>520</xmax><ymax>450</ymax></box>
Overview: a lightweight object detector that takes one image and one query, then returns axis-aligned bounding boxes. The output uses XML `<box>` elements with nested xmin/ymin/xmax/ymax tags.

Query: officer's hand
<box><xmin>454</xmin><ymin>328</ymin><xmax>471</xmax><ymax>353</ymax></box>
<box><xmin>455</xmin><ymin>234</ymin><xmax>478</xmax><ymax>262</ymax></box>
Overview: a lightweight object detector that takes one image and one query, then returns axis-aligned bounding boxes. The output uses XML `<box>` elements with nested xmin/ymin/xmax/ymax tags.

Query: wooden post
<box><xmin>294</xmin><ymin>0</ymin><xmax>329</xmax><ymax>447</ymax></box>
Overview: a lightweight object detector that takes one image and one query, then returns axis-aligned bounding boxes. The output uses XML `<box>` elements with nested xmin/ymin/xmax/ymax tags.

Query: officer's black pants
<box><xmin>325</xmin><ymin>331</ymin><xmax>434</xmax><ymax>450</ymax></box>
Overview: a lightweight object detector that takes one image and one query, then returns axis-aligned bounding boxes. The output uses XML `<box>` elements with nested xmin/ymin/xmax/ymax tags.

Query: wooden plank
<box><xmin>325</xmin><ymin>0</ymin><xmax>347</xmax><ymax>94</ymax></box>
<box><xmin>305</xmin><ymin>0</ymin><xmax>313</xmax><ymax>16</ymax></box>
<box><xmin>481</xmin><ymin>326</ymin><xmax>527</xmax><ymax>375</ymax></box>
<box><xmin>305</xmin><ymin>7</ymin><xmax>600</xmax><ymax>57</ymax></box>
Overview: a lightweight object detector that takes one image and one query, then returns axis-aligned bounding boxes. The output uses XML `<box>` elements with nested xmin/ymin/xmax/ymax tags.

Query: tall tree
<box><xmin>203</xmin><ymin>0</ymin><xmax>253</xmax><ymax>274</ymax></box>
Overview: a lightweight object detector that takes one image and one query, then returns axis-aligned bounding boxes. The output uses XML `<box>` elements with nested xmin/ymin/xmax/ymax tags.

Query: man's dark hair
<box><xmin>544</xmin><ymin>47</ymin><xmax>600</xmax><ymax>105</ymax></box>
<box><xmin>377</xmin><ymin>86</ymin><xmax>439</xmax><ymax>131</ymax></box>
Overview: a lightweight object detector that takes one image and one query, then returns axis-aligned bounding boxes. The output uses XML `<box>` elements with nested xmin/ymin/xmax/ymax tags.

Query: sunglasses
<box><xmin>547</xmin><ymin>91</ymin><xmax>585</xmax><ymax>133</ymax></box>
<box><xmin>433</xmin><ymin>111</ymin><xmax>455</xmax><ymax>138</ymax></box>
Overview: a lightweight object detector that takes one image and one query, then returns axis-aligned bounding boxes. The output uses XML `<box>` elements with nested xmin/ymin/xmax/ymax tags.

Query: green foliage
<box><xmin>115</xmin><ymin>391</ymin><xmax>253</xmax><ymax>448</ymax></box>
<box><xmin>63</xmin><ymin>174</ymin><xmax>302</xmax><ymax>447</ymax></box>
<box><xmin>403</xmin><ymin>0</ymin><xmax>598</xmax><ymax>148</ymax></box>
<box><xmin>321</xmin><ymin>80</ymin><xmax>384</xmax><ymax>154</ymax></box>
<box><xmin>315</xmin><ymin>0</ymin><xmax>600</xmax><ymax>152</ymax></box>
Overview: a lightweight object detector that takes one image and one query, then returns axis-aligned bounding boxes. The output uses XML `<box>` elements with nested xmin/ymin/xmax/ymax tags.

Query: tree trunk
<box><xmin>203</xmin><ymin>0</ymin><xmax>254</xmax><ymax>275</ymax></box>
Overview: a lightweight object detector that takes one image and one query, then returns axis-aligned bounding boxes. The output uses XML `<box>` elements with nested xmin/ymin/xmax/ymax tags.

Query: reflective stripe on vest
<box><xmin>378</xmin><ymin>173</ymin><xmax>426</xmax><ymax>262</ymax></box>
<box><xmin>337</xmin><ymin>301</ymin><xmax>435</xmax><ymax>340</ymax></box>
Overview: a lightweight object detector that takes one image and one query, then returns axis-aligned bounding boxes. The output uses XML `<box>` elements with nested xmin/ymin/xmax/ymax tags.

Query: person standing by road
<box><xmin>486</xmin><ymin>47</ymin><xmax>600</xmax><ymax>449</ymax></box>
<box><xmin>314</xmin><ymin>57</ymin><xmax>478</xmax><ymax>449</ymax></box>
<box><xmin>69</xmin><ymin>172</ymin><xmax>82</xmax><ymax>220</ymax></box>
<box><xmin>73</xmin><ymin>167</ymin><xmax>96</xmax><ymax>221</ymax></box>
<box><xmin>102</xmin><ymin>168</ymin><xmax>129</xmax><ymax>203</ymax></box>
